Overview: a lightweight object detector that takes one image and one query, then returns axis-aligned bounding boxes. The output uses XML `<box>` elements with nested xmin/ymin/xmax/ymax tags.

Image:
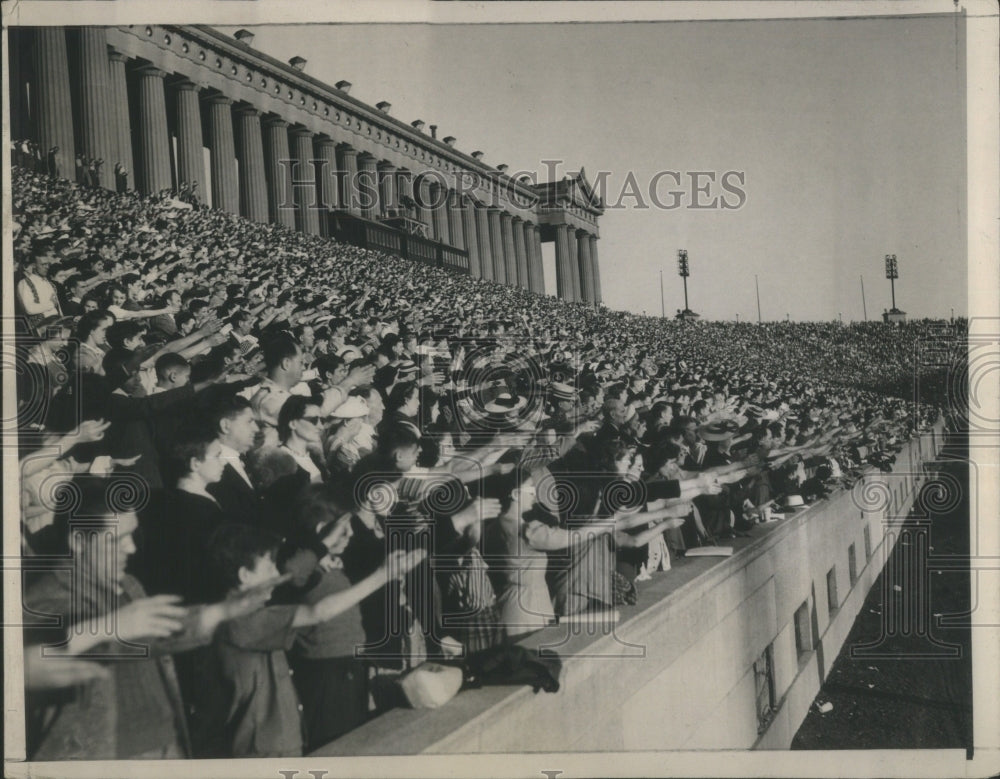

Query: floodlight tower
<box><xmin>677</xmin><ymin>249</ymin><xmax>690</xmax><ymax>312</ymax></box>
<box><xmin>675</xmin><ymin>250</ymin><xmax>699</xmax><ymax>321</ymax></box>
<box><xmin>882</xmin><ymin>254</ymin><xmax>906</xmax><ymax>323</ymax></box>
<box><xmin>885</xmin><ymin>254</ymin><xmax>898</xmax><ymax>310</ymax></box>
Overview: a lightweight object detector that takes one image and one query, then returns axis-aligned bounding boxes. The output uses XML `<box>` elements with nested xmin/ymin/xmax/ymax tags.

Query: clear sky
<box><xmin>218</xmin><ymin>13</ymin><xmax>967</xmax><ymax>322</ymax></box>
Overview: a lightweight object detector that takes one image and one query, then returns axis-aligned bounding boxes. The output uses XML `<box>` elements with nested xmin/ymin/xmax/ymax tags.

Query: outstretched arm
<box><xmin>292</xmin><ymin>548</ymin><xmax>425</xmax><ymax>627</ymax></box>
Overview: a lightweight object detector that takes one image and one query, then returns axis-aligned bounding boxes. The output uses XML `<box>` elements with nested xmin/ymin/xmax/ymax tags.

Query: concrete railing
<box><xmin>313</xmin><ymin>421</ymin><xmax>946</xmax><ymax>755</ymax></box>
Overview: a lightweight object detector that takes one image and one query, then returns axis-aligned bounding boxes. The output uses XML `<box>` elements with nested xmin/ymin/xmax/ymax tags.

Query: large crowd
<box><xmin>11</xmin><ymin>162</ymin><xmax>956</xmax><ymax>759</ymax></box>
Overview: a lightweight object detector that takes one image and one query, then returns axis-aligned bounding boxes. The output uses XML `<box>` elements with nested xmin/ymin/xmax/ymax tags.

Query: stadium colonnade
<box><xmin>8</xmin><ymin>24</ymin><xmax>605</xmax><ymax>303</ymax></box>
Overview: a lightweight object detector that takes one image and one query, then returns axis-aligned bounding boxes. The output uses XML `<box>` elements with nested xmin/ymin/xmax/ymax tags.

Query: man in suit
<box><xmin>208</xmin><ymin>393</ymin><xmax>329</xmax><ymax>595</ymax></box>
<box><xmin>207</xmin><ymin>394</ymin><xmax>265</xmax><ymax>528</ymax></box>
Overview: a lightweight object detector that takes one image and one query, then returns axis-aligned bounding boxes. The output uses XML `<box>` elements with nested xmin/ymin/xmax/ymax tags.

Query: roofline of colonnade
<box><xmin>184</xmin><ymin>24</ymin><xmax>548</xmax><ymax>208</ymax></box>
<box><xmin>165</xmin><ymin>24</ymin><xmax>606</xmax><ymax>226</ymax></box>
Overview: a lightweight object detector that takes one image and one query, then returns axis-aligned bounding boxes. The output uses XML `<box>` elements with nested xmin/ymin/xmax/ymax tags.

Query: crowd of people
<box><xmin>11</xmin><ymin>161</ymin><xmax>955</xmax><ymax>759</ymax></box>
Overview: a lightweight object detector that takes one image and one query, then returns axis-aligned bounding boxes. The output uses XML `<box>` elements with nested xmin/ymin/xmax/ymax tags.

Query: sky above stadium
<box><xmin>216</xmin><ymin>12</ymin><xmax>968</xmax><ymax>322</ymax></box>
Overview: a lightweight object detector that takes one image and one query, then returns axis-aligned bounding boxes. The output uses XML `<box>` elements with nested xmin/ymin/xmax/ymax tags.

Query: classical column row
<box><xmin>553</xmin><ymin>225</ymin><xmax>601</xmax><ymax>304</ymax></box>
<box><xmin>15</xmin><ymin>27</ymin><xmax>593</xmax><ymax>298</ymax></box>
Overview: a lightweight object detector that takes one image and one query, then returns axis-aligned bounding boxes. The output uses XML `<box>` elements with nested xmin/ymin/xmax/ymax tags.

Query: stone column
<box><xmin>31</xmin><ymin>27</ymin><xmax>76</xmax><ymax>179</ymax></box>
<box><xmin>530</xmin><ymin>224</ymin><xmax>546</xmax><ymax>295</ymax></box>
<box><xmin>76</xmin><ymin>28</ymin><xmax>115</xmax><ymax>188</ymax></box>
<box><xmin>590</xmin><ymin>234</ymin><xmax>603</xmax><ymax>305</ymax></box>
<box><xmin>577</xmin><ymin>229</ymin><xmax>596</xmax><ymax>304</ymax></box>
<box><xmin>500</xmin><ymin>212</ymin><xmax>518</xmax><ymax>287</ymax></box>
<box><xmin>336</xmin><ymin>144</ymin><xmax>360</xmax><ymax>216</ymax></box>
<box><xmin>475</xmin><ymin>203</ymin><xmax>494</xmax><ymax>282</ymax></box>
<box><xmin>204</xmin><ymin>94</ymin><xmax>238</xmax><ymax>214</ymax></box>
<box><xmin>135</xmin><ymin>65</ymin><xmax>172</xmax><ymax>195</ymax></box>
<box><xmin>447</xmin><ymin>190</ymin><xmax>465</xmax><ymax>250</ymax></box>
<box><xmin>569</xmin><ymin>230</ymin><xmax>582</xmax><ymax>302</ymax></box>
<box><xmin>356</xmin><ymin>153</ymin><xmax>380</xmax><ymax>221</ymax></box>
<box><xmin>430</xmin><ymin>183</ymin><xmax>449</xmax><ymax>242</ymax></box>
<box><xmin>234</xmin><ymin>106</ymin><xmax>268</xmax><ymax>222</ymax></box>
<box><xmin>513</xmin><ymin>218</ymin><xmax>530</xmax><ymax>290</ymax></box>
<box><xmin>290</xmin><ymin>127</ymin><xmax>320</xmax><ymax>235</ymax></box>
<box><xmin>554</xmin><ymin>224</ymin><xmax>577</xmax><ymax>301</ymax></box>
<box><xmin>460</xmin><ymin>197</ymin><xmax>482</xmax><ymax>278</ymax></box>
<box><xmin>173</xmin><ymin>80</ymin><xmax>205</xmax><ymax>195</ymax></box>
<box><xmin>314</xmin><ymin>136</ymin><xmax>339</xmax><ymax>235</ymax></box>
<box><xmin>8</xmin><ymin>29</ymin><xmax>31</xmax><ymax>144</ymax></box>
<box><xmin>522</xmin><ymin>221</ymin><xmax>541</xmax><ymax>293</ymax></box>
<box><xmin>397</xmin><ymin>169</ymin><xmax>414</xmax><ymax>219</ymax></box>
<box><xmin>107</xmin><ymin>50</ymin><xmax>133</xmax><ymax>178</ymax></box>
<box><xmin>488</xmin><ymin>208</ymin><xmax>505</xmax><ymax>284</ymax></box>
<box><xmin>414</xmin><ymin>174</ymin><xmax>433</xmax><ymax>235</ymax></box>
<box><xmin>377</xmin><ymin>161</ymin><xmax>397</xmax><ymax>218</ymax></box>
<box><xmin>262</xmin><ymin>116</ymin><xmax>295</xmax><ymax>228</ymax></box>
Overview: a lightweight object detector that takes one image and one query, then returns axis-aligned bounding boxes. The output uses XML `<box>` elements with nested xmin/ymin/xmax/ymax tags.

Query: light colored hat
<box><xmin>698</xmin><ymin>418</ymin><xmax>742</xmax><ymax>442</ymax></box>
<box><xmin>399</xmin><ymin>662</ymin><xmax>464</xmax><ymax>709</ymax></box>
<box><xmin>484</xmin><ymin>391</ymin><xmax>528</xmax><ymax>415</ymax></box>
<box><xmin>549</xmin><ymin>382</ymin><xmax>576</xmax><ymax>402</ymax></box>
<box><xmin>783</xmin><ymin>494</ymin><xmax>806</xmax><ymax>509</ymax></box>
<box><xmin>394</xmin><ymin>360</ymin><xmax>418</xmax><ymax>378</ymax></box>
<box><xmin>331</xmin><ymin>396</ymin><xmax>369</xmax><ymax>418</ymax></box>
<box><xmin>337</xmin><ymin>346</ymin><xmax>363</xmax><ymax>363</ymax></box>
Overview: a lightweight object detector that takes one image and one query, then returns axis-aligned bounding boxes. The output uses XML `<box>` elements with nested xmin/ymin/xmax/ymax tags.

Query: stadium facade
<box><xmin>8</xmin><ymin>25</ymin><xmax>605</xmax><ymax>303</ymax></box>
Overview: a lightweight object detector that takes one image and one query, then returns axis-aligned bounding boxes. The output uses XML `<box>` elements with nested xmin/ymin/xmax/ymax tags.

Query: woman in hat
<box><xmin>323</xmin><ymin>395</ymin><xmax>370</xmax><ymax>476</ymax></box>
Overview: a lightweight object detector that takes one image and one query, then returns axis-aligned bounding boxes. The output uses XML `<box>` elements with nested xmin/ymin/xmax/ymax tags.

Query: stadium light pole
<box><xmin>660</xmin><ymin>270</ymin><xmax>665</xmax><ymax>318</ymax></box>
<box><xmin>677</xmin><ymin>250</ymin><xmax>690</xmax><ymax>312</ymax></box>
<box><xmin>860</xmin><ymin>274</ymin><xmax>868</xmax><ymax>321</ymax></box>
<box><xmin>885</xmin><ymin>254</ymin><xmax>899</xmax><ymax>310</ymax></box>
<box><xmin>754</xmin><ymin>274</ymin><xmax>761</xmax><ymax>324</ymax></box>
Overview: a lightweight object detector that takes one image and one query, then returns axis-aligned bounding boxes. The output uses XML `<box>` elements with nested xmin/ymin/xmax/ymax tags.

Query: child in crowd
<box><xmin>203</xmin><ymin>523</ymin><xmax>425</xmax><ymax>758</ymax></box>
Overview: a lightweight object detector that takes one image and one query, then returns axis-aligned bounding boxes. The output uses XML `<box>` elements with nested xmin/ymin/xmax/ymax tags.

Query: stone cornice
<box><xmin>179</xmin><ymin>25</ymin><xmax>540</xmax><ymax>203</ymax></box>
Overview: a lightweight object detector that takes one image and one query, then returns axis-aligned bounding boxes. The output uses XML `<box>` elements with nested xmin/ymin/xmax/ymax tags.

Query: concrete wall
<box><xmin>314</xmin><ymin>423</ymin><xmax>944</xmax><ymax>756</ymax></box>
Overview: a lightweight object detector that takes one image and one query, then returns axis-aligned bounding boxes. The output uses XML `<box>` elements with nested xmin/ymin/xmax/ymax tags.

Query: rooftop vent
<box><xmin>289</xmin><ymin>56</ymin><xmax>307</xmax><ymax>71</ymax></box>
<box><xmin>335</xmin><ymin>80</ymin><xmax>352</xmax><ymax>94</ymax></box>
<box><xmin>429</xmin><ymin>124</ymin><xmax>438</xmax><ymax>139</ymax></box>
<box><xmin>411</xmin><ymin>119</ymin><xmax>425</xmax><ymax>132</ymax></box>
<box><xmin>443</xmin><ymin>136</ymin><xmax>457</xmax><ymax>147</ymax></box>
<box><xmin>376</xmin><ymin>101</ymin><xmax>392</xmax><ymax>114</ymax></box>
<box><xmin>471</xmin><ymin>150</ymin><xmax>485</xmax><ymax>161</ymax></box>
<box><xmin>234</xmin><ymin>29</ymin><xmax>255</xmax><ymax>45</ymax></box>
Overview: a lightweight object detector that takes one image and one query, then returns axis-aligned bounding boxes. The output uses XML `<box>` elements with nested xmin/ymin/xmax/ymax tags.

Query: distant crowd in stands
<box><xmin>11</xmin><ymin>161</ymin><xmax>957</xmax><ymax>760</ymax></box>
<box><xmin>11</xmin><ymin>138</ymin><xmax>204</xmax><ymax>200</ymax></box>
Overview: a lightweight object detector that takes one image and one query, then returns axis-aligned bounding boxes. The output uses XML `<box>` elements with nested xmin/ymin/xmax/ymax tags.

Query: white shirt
<box><xmin>17</xmin><ymin>272</ymin><xmax>60</xmax><ymax>318</ymax></box>
<box><xmin>219</xmin><ymin>443</ymin><xmax>254</xmax><ymax>488</ymax></box>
